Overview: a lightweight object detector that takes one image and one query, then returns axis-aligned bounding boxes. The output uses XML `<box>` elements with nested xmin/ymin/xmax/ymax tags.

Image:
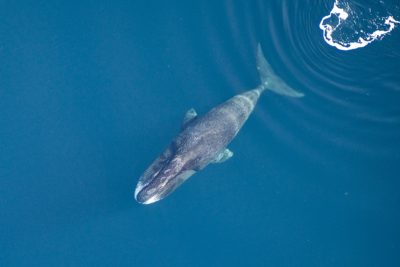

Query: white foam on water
<box><xmin>319</xmin><ymin>0</ymin><xmax>399</xmax><ymax>51</ymax></box>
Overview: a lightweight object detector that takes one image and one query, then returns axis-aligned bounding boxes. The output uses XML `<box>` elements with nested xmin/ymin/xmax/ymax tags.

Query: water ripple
<box><xmin>252</xmin><ymin>0</ymin><xmax>400</xmax><ymax>160</ymax></box>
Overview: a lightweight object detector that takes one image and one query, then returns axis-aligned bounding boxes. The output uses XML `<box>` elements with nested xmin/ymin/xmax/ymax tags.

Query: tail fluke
<box><xmin>256</xmin><ymin>43</ymin><xmax>304</xmax><ymax>98</ymax></box>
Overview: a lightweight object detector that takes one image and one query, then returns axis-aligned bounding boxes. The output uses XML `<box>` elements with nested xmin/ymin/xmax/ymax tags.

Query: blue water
<box><xmin>1</xmin><ymin>1</ymin><xmax>400</xmax><ymax>266</ymax></box>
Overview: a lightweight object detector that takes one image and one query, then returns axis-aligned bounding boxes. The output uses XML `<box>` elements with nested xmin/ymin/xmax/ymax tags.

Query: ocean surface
<box><xmin>1</xmin><ymin>0</ymin><xmax>400</xmax><ymax>266</ymax></box>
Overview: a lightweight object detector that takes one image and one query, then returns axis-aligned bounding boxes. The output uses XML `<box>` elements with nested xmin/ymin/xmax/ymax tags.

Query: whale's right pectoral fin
<box><xmin>211</xmin><ymin>148</ymin><xmax>233</xmax><ymax>164</ymax></box>
<box><xmin>181</xmin><ymin>108</ymin><xmax>198</xmax><ymax>129</ymax></box>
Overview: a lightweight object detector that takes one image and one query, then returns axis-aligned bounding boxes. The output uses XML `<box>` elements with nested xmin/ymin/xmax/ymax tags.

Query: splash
<box><xmin>319</xmin><ymin>0</ymin><xmax>399</xmax><ymax>50</ymax></box>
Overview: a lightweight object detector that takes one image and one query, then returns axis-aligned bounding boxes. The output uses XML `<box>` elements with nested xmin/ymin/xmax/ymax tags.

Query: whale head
<box><xmin>134</xmin><ymin>156</ymin><xmax>196</xmax><ymax>205</ymax></box>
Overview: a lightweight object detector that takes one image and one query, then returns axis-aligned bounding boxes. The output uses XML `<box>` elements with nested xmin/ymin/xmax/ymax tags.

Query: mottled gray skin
<box><xmin>134</xmin><ymin>88</ymin><xmax>264</xmax><ymax>204</ymax></box>
<box><xmin>175</xmin><ymin>88</ymin><xmax>263</xmax><ymax>170</ymax></box>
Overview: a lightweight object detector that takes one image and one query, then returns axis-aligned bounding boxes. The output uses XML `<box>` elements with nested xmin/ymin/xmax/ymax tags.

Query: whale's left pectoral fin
<box><xmin>181</xmin><ymin>108</ymin><xmax>198</xmax><ymax>129</ymax></box>
<box><xmin>211</xmin><ymin>148</ymin><xmax>233</xmax><ymax>164</ymax></box>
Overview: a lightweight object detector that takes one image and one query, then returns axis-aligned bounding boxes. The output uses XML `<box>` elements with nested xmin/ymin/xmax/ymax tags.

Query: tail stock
<box><xmin>256</xmin><ymin>43</ymin><xmax>304</xmax><ymax>98</ymax></box>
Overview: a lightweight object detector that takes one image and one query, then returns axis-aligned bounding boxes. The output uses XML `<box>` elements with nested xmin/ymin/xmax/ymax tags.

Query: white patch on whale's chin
<box><xmin>142</xmin><ymin>194</ymin><xmax>161</xmax><ymax>205</ymax></box>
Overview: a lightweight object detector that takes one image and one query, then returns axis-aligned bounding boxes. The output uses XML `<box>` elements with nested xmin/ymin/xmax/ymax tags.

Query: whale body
<box><xmin>134</xmin><ymin>44</ymin><xmax>303</xmax><ymax>204</ymax></box>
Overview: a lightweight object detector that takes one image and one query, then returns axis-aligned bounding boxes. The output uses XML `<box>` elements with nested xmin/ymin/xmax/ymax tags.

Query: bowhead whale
<box><xmin>134</xmin><ymin>44</ymin><xmax>303</xmax><ymax>204</ymax></box>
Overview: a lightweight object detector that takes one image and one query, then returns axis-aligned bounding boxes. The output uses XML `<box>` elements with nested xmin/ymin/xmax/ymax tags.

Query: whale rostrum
<box><xmin>134</xmin><ymin>43</ymin><xmax>303</xmax><ymax>204</ymax></box>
